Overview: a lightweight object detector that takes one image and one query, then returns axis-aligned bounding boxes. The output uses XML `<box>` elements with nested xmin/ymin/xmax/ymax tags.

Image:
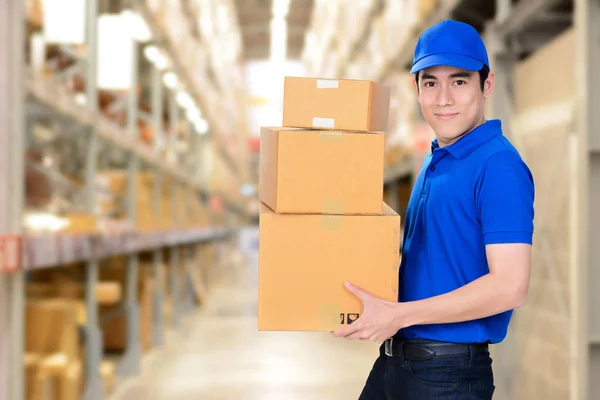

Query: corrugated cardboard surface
<box><xmin>282</xmin><ymin>77</ymin><xmax>390</xmax><ymax>132</ymax></box>
<box><xmin>259</xmin><ymin>127</ymin><xmax>384</xmax><ymax>215</ymax></box>
<box><xmin>258</xmin><ymin>202</ymin><xmax>400</xmax><ymax>331</ymax></box>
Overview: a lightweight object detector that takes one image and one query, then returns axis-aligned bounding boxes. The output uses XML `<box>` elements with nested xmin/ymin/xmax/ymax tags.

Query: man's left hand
<box><xmin>331</xmin><ymin>282</ymin><xmax>407</xmax><ymax>343</ymax></box>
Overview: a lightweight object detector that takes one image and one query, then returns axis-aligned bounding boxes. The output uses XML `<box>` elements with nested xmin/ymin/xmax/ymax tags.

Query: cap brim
<box><xmin>410</xmin><ymin>53</ymin><xmax>485</xmax><ymax>74</ymax></box>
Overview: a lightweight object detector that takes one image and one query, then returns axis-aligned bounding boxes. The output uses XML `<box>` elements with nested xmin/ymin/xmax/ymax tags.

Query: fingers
<box><xmin>331</xmin><ymin>321</ymin><xmax>361</xmax><ymax>338</ymax></box>
<box><xmin>344</xmin><ymin>282</ymin><xmax>371</xmax><ymax>301</ymax></box>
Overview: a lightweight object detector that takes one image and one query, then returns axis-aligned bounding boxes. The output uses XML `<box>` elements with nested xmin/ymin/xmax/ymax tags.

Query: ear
<box><xmin>483</xmin><ymin>72</ymin><xmax>495</xmax><ymax>99</ymax></box>
<box><xmin>412</xmin><ymin>76</ymin><xmax>420</xmax><ymax>101</ymax></box>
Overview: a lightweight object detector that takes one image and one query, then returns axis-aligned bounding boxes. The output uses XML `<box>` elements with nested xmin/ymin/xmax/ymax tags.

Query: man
<box><xmin>332</xmin><ymin>20</ymin><xmax>535</xmax><ymax>400</ymax></box>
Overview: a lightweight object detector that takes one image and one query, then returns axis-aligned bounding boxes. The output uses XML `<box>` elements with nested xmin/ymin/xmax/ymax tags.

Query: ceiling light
<box><xmin>145</xmin><ymin>45</ymin><xmax>169</xmax><ymax>70</ymax></box>
<box><xmin>121</xmin><ymin>10</ymin><xmax>152</xmax><ymax>42</ymax></box>
<box><xmin>163</xmin><ymin>72</ymin><xmax>178</xmax><ymax>89</ymax></box>
<box><xmin>41</xmin><ymin>0</ymin><xmax>86</xmax><ymax>44</ymax></box>
<box><xmin>272</xmin><ymin>0</ymin><xmax>291</xmax><ymax>18</ymax></box>
<box><xmin>97</xmin><ymin>14</ymin><xmax>134</xmax><ymax>89</ymax></box>
<box><xmin>176</xmin><ymin>92</ymin><xmax>194</xmax><ymax>110</ymax></box>
<box><xmin>74</xmin><ymin>93</ymin><xmax>87</xmax><ymax>105</ymax></box>
<box><xmin>144</xmin><ymin>45</ymin><xmax>159</xmax><ymax>62</ymax></box>
<box><xmin>195</xmin><ymin>118</ymin><xmax>208</xmax><ymax>135</ymax></box>
<box><xmin>186</xmin><ymin>106</ymin><xmax>202</xmax><ymax>122</ymax></box>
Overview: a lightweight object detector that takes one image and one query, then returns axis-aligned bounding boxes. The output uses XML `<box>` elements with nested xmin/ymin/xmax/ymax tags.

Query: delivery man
<box><xmin>332</xmin><ymin>20</ymin><xmax>535</xmax><ymax>400</ymax></box>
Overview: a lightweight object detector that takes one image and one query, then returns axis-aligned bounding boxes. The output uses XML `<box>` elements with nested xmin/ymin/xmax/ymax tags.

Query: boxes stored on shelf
<box><xmin>25</xmin><ymin>354</ymin><xmax>82</xmax><ymax>400</ymax></box>
<box><xmin>26</xmin><ymin>281</ymin><xmax>122</xmax><ymax>305</ymax></box>
<box><xmin>282</xmin><ymin>77</ymin><xmax>391</xmax><ymax>132</ymax></box>
<box><xmin>25</xmin><ymin>299</ymin><xmax>81</xmax><ymax>362</ymax></box>
<box><xmin>419</xmin><ymin>0</ymin><xmax>438</xmax><ymax>19</ymax></box>
<box><xmin>258</xmin><ymin>202</ymin><xmax>400</xmax><ymax>331</ymax></box>
<box><xmin>259</xmin><ymin>127</ymin><xmax>384</xmax><ymax>215</ymax></box>
<box><xmin>99</xmin><ymin>263</ymin><xmax>154</xmax><ymax>352</ymax></box>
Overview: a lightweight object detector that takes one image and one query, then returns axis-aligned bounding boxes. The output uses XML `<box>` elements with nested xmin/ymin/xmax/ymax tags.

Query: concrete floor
<box><xmin>109</xmin><ymin>255</ymin><xmax>379</xmax><ymax>400</ymax></box>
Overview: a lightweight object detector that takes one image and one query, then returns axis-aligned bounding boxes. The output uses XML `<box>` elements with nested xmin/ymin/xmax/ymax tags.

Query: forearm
<box><xmin>398</xmin><ymin>272</ymin><xmax>527</xmax><ymax>328</ymax></box>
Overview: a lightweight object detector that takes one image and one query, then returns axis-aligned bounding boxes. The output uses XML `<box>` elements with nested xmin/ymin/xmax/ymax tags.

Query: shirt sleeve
<box><xmin>476</xmin><ymin>150</ymin><xmax>535</xmax><ymax>245</ymax></box>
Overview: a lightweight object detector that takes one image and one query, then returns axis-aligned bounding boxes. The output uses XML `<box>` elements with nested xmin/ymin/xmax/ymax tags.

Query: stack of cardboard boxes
<box><xmin>258</xmin><ymin>77</ymin><xmax>401</xmax><ymax>332</ymax></box>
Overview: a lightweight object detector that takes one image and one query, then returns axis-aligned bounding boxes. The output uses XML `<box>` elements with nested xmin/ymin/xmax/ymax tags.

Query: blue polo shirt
<box><xmin>397</xmin><ymin>119</ymin><xmax>535</xmax><ymax>344</ymax></box>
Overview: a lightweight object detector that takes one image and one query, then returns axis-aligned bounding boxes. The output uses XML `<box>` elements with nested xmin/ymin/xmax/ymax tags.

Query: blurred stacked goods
<box><xmin>23</xmin><ymin>241</ymin><xmax>217</xmax><ymax>399</ymax></box>
<box><xmin>25</xmin><ymin>300</ymin><xmax>82</xmax><ymax>400</ymax></box>
<box><xmin>302</xmin><ymin>0</ymin><xmax>441</xmax><ymax>179</ymax></box>
<box><xmin>95</xmin><ymin>171</ymin><xmax>211</xmax><ymax>231</ymax></box>
<box><xmin>258</xmin><ymin>77</ymin><xmax>401</xmax><ymax>331</ymax></box>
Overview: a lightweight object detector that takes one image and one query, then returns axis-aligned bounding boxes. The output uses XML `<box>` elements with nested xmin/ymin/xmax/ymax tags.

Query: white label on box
<box><xmin>316</xmin><ymin>79</ymin><xmax>339</xmax><ymax>89</ymax></box>
<box><xmin>313</xmin><ymin>117</ymin><xmax>335</xmax><ymax>128</ymax></box>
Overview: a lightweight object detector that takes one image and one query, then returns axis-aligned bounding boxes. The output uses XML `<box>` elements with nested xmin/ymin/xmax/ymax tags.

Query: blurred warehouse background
<box><xmin>0</xmin><ymin>0</ymin><xmax>597</xmax><ymax>399</ymax></box>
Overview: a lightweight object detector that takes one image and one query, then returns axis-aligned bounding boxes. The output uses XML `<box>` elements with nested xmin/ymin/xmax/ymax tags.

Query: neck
<box><xmin>437</xmin><ymin>115</ymin><xmax>487</xmax><ymax>148</ymax></box>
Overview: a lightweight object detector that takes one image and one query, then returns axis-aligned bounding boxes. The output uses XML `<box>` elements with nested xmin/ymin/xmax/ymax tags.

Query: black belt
<box><xmin>384</xmin><ymin>338</ymin><xmax>488</xmax><ymax>360</ymax></box>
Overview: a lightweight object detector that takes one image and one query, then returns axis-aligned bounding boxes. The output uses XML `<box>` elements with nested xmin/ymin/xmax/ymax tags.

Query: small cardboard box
<box><xmin>258</xmin><ymin>202</ymin><xmax>400</xmax><ymax>331</ymax></box>
<box><xmin>282</xmin><ymin>76</ymin><xmax>391</xmax><ymax>132</ymax></box>
<box><xmin>259</xmin><ymin>127</ymin><xmax>385</xmax><ymax>215</ymax></box>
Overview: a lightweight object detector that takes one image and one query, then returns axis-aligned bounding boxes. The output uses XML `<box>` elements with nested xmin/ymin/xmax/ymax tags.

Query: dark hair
<box><xmin>415</xmin><ymin>65</ymin><xmax>490</xmax><ymax>91</ymax></box>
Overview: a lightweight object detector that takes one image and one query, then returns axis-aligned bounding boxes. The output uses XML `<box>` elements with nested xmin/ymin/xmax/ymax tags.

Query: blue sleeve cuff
<box><xmin>483</xmin><ymin>230</ymin><xmax>533</xmax><ymax>245</ymax></box>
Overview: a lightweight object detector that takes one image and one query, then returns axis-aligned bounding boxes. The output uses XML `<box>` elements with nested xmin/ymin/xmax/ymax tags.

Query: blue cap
<box><xmin>410</xmin><ymin>20</ymin><xmax>490</xmax><ymax>74</ymax></box>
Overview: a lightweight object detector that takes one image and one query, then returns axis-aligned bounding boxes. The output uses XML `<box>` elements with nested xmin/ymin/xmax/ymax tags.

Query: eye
<box><xmin>454</xmin><ymin>80</ymin><xmax>467</xmax><ymax>86</ymax></box>
<box><xmin>423</xmin><ymin>81</ymin><xmax>436</xmax><ymax>87</ymax></box>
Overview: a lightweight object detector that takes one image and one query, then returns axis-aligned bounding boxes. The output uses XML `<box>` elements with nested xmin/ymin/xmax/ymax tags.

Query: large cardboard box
<box><xmin>259</xmin><ymin>127</ymin><xmax>385</xmax><ymax>215</ymax></box>
<box><xmin>258</xmin><ymin>202</ymin><xmax>400</xmax><ymax>331</ymax></box>
<box><xmin>282</xmin><ymin>77</ymin><xmax>391</xmax><ymax>132</ymax></box>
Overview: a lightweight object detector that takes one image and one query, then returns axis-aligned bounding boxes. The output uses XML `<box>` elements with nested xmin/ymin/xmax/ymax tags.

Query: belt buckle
<box><xmin>384</xmin><ymin>338</ymin><xmax>393</xmax><ymax>357</ymax></box>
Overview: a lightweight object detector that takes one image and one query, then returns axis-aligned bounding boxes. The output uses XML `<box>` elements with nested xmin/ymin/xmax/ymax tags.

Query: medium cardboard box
<box><xmin>259</xmin><ymin>127</ymin><xmax>385</xmax><ymax>215</ymax></box>
<box><xmin>282</xmin><ymin>76</ymin><xmax>391</xmax><ymax>132</ymax></box>
<box><xmin>258</xmin><ymin>202</ymin><xmax>400</xmax><ymax>331</ymax></box>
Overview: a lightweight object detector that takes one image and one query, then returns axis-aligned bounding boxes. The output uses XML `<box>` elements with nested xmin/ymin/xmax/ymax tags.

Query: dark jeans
<box><xmin>358</xmin><ymin>343</ymin><xmax>495</xmax><ymax>400</ymax></box>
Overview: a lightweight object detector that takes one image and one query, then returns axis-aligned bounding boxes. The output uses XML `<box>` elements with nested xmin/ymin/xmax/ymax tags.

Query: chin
<box><xmin>429</xmin><ymin>121</ymin><xmax>471</xmax><ymax>145</ymax></box>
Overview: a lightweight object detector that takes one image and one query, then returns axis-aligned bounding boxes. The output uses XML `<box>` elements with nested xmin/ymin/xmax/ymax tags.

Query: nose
<box><xmin>436</xmin><ymin>85</ymin><xmax>454</xmax><ymax>107</ymax></box>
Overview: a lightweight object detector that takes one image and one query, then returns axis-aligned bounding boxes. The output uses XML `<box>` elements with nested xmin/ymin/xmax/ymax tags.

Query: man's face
<box><xmin>413</xmin><ymin>65</ymin><xmax>494</xmax><ymax>147</ymax></box>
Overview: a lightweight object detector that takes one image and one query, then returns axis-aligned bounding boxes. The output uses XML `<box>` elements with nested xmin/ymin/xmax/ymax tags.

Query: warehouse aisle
<box><xmin>109</xmin><ymin>242</ymin><xmax>379</xmax><ymax>400</ymax></box>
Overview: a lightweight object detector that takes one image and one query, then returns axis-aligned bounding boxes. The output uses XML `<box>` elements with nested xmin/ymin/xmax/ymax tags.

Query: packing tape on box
<box><xmin>313</xmin><ymin>117</ymin><xmax>335</xmax><ymax>129</ymax></box>
<box><xmin>316</xmin><ymin>79</ymin><xmax>339</xmax><ymax>89</ymax></box>
<box><xmin>319</xmin><ymin>130</ymin><xmax>343</xmax><ymax>143</ymax></box>
<box><xmin>322</xmin><ymin>199</ymin><xmax>345</xmax><ymax>215</ymax></box>
<box><xmin>320</xmin><ymin>215</ymin><xmax>343</xmax><ymax>231</ymax></box>
<box><xmin>318</xmin><ymin>303</ymin><xmax>342</xmax><ymax>330</ymax></box>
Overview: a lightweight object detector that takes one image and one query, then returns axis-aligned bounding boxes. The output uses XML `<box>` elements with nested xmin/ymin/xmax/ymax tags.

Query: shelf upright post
<box><xmin>119</xmin><ymin>36</ymin><xmax>141</xmax><ymax>377</ymax></box>
<box><xmin>169</xmin><ymin>89</ymin><xmax>179</xmax><ymax>166</ymax></box>
<box><xmin>575</xmin><ymin>0</ymin><xmax>599</xmax><ymax>398</ymax></box>
<box><xmin>82</xmin><ymin>0</ymin><xmax>105</xmax><ymax>398</ymax></box>
<box><xmin>182</xmin><ymin>120</ymin><xmax>195</xmax><ymax>314</ymax></box>
<box><xmin>186</xmin><ymin>120</ymin><xmax>195</xmax><ymax>177</ymax></box>
<box><xmin>151</xmin><ymin>62</ymin><xmax>165</xmax><ymax>347</ymax></box>
<box><xmin>169</xmin><ymin>92</ymin><xmax>181</xmax><ymax>327</ymax></box>
<box><xmin>0</xmin><ymin>1</ymin><xmax>25</xmax><ymax>399</ymax></box>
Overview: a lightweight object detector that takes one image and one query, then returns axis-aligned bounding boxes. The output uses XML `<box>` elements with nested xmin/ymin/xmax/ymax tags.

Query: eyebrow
<box><xmin>449</xmin><ymin>72</ymin><xmax>471</xmax><ymax>79</ymax></box>
<box><xmin>420</xmin><ymin>71</ymin><xmax>472</xmax><ymax>81</ymax></box>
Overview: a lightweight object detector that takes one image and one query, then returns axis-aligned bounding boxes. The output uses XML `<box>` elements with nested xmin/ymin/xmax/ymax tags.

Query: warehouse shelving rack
<box><xmin>0</xmin><ymin>1</ymin><xmax>248</xmax><ymax>400</ymax></box>
<box><xmin>312</xmin><ymin>0</ymin><xmax>598</xmax><ymax>399</ymax></box>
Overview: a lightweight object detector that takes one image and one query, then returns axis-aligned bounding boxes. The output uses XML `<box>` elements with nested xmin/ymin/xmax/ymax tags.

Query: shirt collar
<box><xmin>431</xmin><ymin>119</ymin><xmax>503</xmax><ymax>159</ymax></box>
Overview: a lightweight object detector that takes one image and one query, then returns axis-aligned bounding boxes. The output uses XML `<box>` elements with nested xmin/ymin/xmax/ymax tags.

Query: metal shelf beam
<box><xmin>21</xmin><ymin>228</ymin><xmax>229</xmax><ymax>270</ymax></box>
<box><xmin>496</xmin><ymin>0</ymin><xmax>564</xmax><ymax>38</ymax></box>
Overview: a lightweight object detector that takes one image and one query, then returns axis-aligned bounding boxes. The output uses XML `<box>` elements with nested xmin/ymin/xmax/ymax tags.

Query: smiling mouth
<box><xmin>435</xmin><ymin>113</ymin><xmax>458</xmax><ymax>120</ymax></box>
